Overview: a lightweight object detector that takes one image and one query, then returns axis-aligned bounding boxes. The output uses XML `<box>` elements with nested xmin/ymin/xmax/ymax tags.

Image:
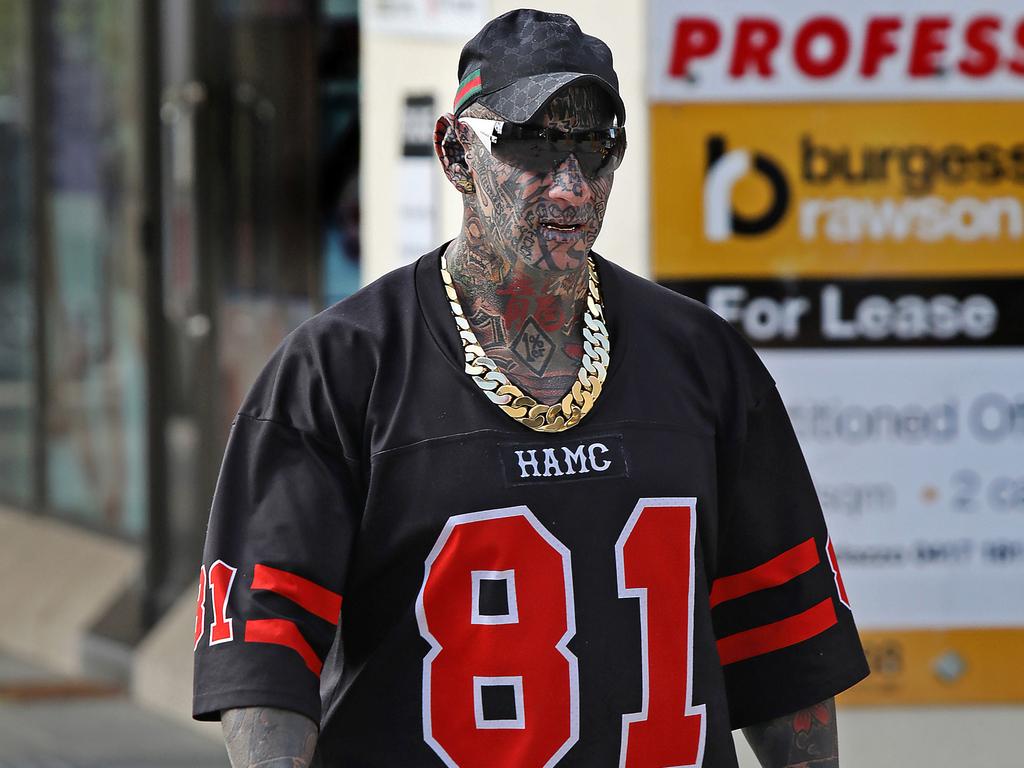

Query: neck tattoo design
<box><xmin>441</xmin><ymin>247</ymin><xmax>610</xmax><ymax>432</ymax></box>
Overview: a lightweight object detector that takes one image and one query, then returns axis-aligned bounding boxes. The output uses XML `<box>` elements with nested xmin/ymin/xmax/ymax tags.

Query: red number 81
<box><xmin>416</xmin><ymin>498</ymin><xmax>706</xmax><ymax>768</ymax></box>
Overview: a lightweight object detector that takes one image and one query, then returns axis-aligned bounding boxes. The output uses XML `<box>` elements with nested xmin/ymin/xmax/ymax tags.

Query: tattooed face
<box><xmin>456</xmin><ymin>86</ymin><xmax>617</xmax><ymax>273</ymax></box>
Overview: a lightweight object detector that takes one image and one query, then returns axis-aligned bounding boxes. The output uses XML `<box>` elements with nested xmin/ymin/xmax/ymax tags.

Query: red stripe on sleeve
<box><xmin>252</xmin><ymin>564</ymin><xmax>342</xmax><ymax>625</ymax></box>
<box><xmin>244</xmin><ymin>618</ymin><xmax>323</xmax><ymax>676</ymax></box>
<box><xmin>709</xmin><ymin>537</ymin><xmax>819</xmax><ymax>608</ymax></box>
<box><xmin>716</xmin><ymin>598</ymin><xmax>838</xmax><ymax>666</ymax></box>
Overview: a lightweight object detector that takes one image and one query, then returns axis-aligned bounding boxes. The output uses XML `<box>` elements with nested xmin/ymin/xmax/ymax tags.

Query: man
<box><xmin>193</xmin><ymin>10</ymin><xmax>869</xmax><ymax>768</ymax></box>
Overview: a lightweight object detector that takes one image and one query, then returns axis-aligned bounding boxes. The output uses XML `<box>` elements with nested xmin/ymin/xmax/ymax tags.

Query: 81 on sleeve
<box><xmin>416</xmin><ymin>498</ymin><xmax>706</xmax><ymax>768</ymax></box>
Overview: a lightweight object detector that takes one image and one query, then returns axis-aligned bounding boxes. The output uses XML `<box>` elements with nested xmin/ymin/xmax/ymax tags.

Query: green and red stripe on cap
<box><xmin>453</xmin><ymin>68</ymin><xmax>482</xmax><ymax>112</ymax></box>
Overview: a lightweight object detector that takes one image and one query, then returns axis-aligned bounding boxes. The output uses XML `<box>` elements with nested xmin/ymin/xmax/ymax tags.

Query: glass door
<box><xmin>198</xmin><ymin>0</ymin><xmax>321</xmax><ymax>441</ymax></box>
<box><xmin>0</xmin><ymin>0</ymin><xmax>35</xmax><ymax>508</ymax></box>
<box><xmin>155</xmin><ymin>0</ymin><xmax>354</xmax><ymax>616</ymax></box>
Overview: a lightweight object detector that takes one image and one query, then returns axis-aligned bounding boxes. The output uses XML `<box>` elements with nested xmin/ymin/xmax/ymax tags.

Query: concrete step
<box><xmin>0</xmin><ymin>652</ymin><xmax>227</xmax><ymax>768</ymax></box>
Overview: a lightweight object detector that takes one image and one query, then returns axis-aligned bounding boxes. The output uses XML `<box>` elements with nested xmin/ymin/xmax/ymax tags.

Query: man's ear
<box><xmin>434</xmin><ymin>113</ymin><xmax>476</xmax><ymax>195</ymax></box>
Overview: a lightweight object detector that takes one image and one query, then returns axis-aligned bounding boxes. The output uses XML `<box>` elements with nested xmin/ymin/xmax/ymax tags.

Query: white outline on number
<box><xmin>193</xmin><ymin>564</ymin><xmax>207</xmax><ymax>651</ymax></box>
<box><xmin>615</xmin><ymin>497</ymin><xmax>707</xmax><ymax>768</ymax></box>
<box><xmin>827</xmin><ymin>535</ymin><xmax>852</xmax><ymax>610</ymax></box>
<box><xmin>473</xmin><ymin>675</ymin><xmax>526</xmax><ymax>729</ymax></box>
<box><xmin>208</xmin><ymin>559</ymin><xmax>238</xmax><ymax>646</ymax></box>
<box><xmin>471</xmin><ymin>569</ymin><xmax>519</xmax><ymax>625</ymax></box>
<box><xmin>416</xmin><ymin>505</ymin><xmax>580</xmax><ymax>768</ymax></box>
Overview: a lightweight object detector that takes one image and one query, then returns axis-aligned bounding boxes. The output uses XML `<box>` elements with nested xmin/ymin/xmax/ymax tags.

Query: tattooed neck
<box><xmin>441</xmin><ymin>85</ymin><xmax>616</xmax><ymax>405</ymax></box>
<box><xmin>445</xmin><ymin>236</ymin><xmax>590</xmax><ymax>405</ymax></box>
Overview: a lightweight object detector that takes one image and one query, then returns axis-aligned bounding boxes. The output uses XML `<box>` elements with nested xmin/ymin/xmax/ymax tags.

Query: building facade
<box><xmin>0</xmin><ymin>0</ymin><xmax>360</xmax><ymax>635</ymax></box>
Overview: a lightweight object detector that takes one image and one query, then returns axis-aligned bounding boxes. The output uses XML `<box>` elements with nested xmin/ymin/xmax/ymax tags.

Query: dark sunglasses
<box><xmin>459</xmin><ymin>117</ymin><xmax>626</xmax><ymax>179</ymax></box>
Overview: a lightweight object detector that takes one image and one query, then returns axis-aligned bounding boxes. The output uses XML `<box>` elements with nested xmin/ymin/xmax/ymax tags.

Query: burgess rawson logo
<box><xmin>704</xmin><ymin>136</ymin><xmax>789</xmax><ymax>240</ymax></box>
<box><xmin>704</xmin><ymin>134</ymin><xmax>1024</xmax><ymax>244</ymax></box>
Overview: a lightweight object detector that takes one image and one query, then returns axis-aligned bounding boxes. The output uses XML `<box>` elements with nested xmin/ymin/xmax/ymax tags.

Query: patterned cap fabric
<box><xmin>454</xmin><ymin>9</ymin><xmax>626</xmax><ymax>125</ymax></box>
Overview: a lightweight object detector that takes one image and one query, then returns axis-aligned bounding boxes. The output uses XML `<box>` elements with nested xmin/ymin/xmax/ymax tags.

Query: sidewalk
<box><xmin>3</xmin><ymin>649</ymin><xmax>1021</xmax><ymax>767</ymax></box>
<box><xmin>0</xmin><ymin>652</ymin><xmax>227</xmax><ymax>768</ymax></box>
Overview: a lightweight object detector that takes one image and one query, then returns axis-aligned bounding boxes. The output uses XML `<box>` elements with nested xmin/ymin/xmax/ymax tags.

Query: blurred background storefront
<box><xmin>0</xmin><ymin>0</ymin><xmax>360</xmax><ymax>632</ymax></box>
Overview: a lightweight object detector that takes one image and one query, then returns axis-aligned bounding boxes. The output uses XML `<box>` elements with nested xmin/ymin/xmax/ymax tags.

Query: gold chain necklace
<box><xmin>440</xmin><ymin>250</ymin><xmax>610</xmax><ymax>432</ymax></box>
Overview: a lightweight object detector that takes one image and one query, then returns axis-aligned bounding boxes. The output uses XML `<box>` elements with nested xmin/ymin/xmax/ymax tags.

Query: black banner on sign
<box><xmin>659</xmin><ymin>277</ymin><xmax>1024</xmax><ymax>348</ymax></box>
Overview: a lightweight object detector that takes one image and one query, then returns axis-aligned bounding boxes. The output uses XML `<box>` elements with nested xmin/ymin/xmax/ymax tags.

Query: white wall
<box><xmin>360</xmin><ymin>0</ymin><xmax>650</xmax><ymax>284</ymax></box>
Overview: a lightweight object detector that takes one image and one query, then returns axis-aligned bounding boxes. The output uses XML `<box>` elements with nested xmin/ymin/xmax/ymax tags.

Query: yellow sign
<box><xmin>652</xmin><ymin>102</ymin><xmax>1024</xmax><ymax>279</ymax></box>
<box><xmin>843</xmin><ymin>629</ymin><xmax>1024</xmax><ymax>706</ymax></box>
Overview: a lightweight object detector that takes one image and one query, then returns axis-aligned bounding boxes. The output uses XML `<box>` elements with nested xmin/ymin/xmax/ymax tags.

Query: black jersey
<box><xmin>193</xmin><ymin>244</ymin><xmax>868</xmax><ymax>767</ymax></box>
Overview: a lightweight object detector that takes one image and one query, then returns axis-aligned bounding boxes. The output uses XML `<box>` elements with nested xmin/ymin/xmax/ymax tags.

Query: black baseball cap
<box><xmin>453</xmin><ymin>9</ymin><xmax>626</xmax><ymax>126</ymax></box>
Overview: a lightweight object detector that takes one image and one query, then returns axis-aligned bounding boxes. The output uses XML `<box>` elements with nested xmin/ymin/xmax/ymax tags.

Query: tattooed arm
<box><xmin>742</xmin><ymin>698</ymin><xmax>839</xmax><ymax>768</ymax></box>
<box><xmin>221</xmin><ymin>707</ymin><xmax>318</xmax><ymax>768</ymax></box>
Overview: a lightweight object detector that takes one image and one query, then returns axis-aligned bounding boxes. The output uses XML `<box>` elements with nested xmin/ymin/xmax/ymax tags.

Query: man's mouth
<box><xmin>540</xmin><ymin>220</ymin><xmax>585</xmax><ymax>240</ymax></box>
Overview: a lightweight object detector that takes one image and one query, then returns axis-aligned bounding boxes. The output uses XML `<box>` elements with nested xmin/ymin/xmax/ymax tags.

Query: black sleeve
<box><xmin>192</xmin><ymin>324</ymin><xmax>366</xmax><ymax>725</ymax></box>
<box><xmin>712</xmin><ymin>383</ymin><xmax>869</xmax><ymax>730</ymax></box>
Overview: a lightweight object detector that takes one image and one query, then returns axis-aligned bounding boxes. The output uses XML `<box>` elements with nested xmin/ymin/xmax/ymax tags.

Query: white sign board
<box><xmin>649</xmin><ymin>0</ymin><xmax>1024</xmax><ymax>102</ymax></box>
<box><xmin>762</xmin><ymin>349</ymin><xmax>1024</xmax><ymax>630</ymax></box>
<box><xmin>651</xmin><ymin>0</ymin><xmax>1024</xmax><ymax>702</ymax></box>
